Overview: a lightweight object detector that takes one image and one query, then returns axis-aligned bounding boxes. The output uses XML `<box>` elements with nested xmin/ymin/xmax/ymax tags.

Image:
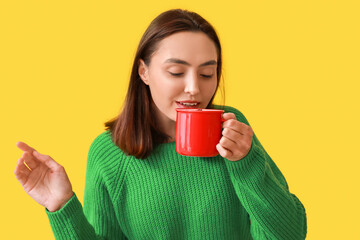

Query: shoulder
<box><xmin>86</xmin><ymin>130</ymin><xmax>131</xmax><ymax>199</ymax></box>
<box><xmin>87</xmin><ymin>130</ymin><xmax>132</xmax><ymax>171</ymax></box>
<box><xmin>212</xmin><ymin>104</ymin><xmax>251</xmax><ymax>126</ymax></box>
<box><xmin>87</xmin><ymin>130</ymin><xmax>113</xmax><ymax>160</ymax></box>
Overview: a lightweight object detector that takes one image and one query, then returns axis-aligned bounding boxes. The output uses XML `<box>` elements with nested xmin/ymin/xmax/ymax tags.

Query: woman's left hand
<box><xmin>216</xmin><ymin>113</ymin><xmax>254</xmax><ymax>161</ymax></box>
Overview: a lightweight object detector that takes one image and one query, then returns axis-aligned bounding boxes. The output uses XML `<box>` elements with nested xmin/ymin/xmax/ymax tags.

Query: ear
<box><xmin>138</xmin><ymin>59</ymin><xmax>149</xmax><ymax>85</ymax></box>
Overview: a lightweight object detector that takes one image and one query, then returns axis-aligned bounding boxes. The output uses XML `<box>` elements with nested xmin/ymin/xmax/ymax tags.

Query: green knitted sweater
<box><xmin>45</xmin><ymin>105</ymin><xmax>307</xmax><ymax>239</ymax></box>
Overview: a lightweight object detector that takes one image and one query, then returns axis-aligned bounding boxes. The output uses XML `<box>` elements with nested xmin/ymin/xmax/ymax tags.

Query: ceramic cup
<box><xmin>175</xmin><ymin>108</ymin><xmax>225</xmax><ymax>157</ymax></box>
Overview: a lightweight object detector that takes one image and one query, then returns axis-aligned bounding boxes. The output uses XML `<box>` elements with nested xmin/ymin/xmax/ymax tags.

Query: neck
<box><xmin>152</xmin><ymin>102</ymin><xmax>176</xmax><ymax>143</ymax></box>
<box><xmin>160</xmin><ymin>120</ymin><xmax>176</xmax><ymax>143</ymax></box>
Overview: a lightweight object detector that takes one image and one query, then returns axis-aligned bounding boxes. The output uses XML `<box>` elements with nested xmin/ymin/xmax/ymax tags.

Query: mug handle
<box><xmin>221</xmin><ymin>117</ymin><xmax>226</xmax><ymax>130</ymax></box>
<box><xmin>221</xmin><ymin>118</ymin><xmax>226</xmax><ymax>123</ymax></box>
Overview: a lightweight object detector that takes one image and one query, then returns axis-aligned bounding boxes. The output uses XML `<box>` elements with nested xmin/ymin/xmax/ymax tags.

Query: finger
<box><xmin>222</xmin><ymin>127</ymin><xmax>243</xmax><ymax>143</ymax></box>
<box><xmin>22</xmin><ymin>151</ymin><xmax>39</xmax><ymax>170</ymax></box>
<box><xmin>223</xmin><ymin>119</ymin><xmax>247</xmax><ymax>135</ymax></box>
<box><xmin>14</xmin><ymin>158</ymin><xmax>31</xmax><ymax>185</ymax></box>
<box><xmin>216</xmin><ymin>143</ymin><xmax>233</xmax><ymax>159</ymax></box>
<box><xmin>16</xmin><ymin>141</ymin><xmax>36</xmax><ymax>153</ymax></box>
<box><xmin>15</xmin><ymin>157</ymin><xmax>32</xmax><ymax>174</ymax></box>
<box><xmin>33</xmin><ymin>151</ymin><xmax>61</xmax><ymax>171</ymax></box>
<box><xmin>222</xmin><ymin>112</ymin><xmax>237</xmax><ymax>121</ymax></box>
<box><xmin>219</xmin><ymin>136</ymin><xmax>238</xmax><ymax>152</ymax></box>
<box><xmin>221</xmin><ymin>113</ymin><xmax>236</xmax><ymax>128</ymax></box>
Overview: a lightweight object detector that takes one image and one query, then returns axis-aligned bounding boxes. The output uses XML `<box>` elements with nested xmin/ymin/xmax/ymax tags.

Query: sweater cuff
<box><xmin>45</xmin><ymin>192</ymin><xmax>83</xmax><ymax>233</ymax></box>
<box><xmin>223</xmin><ymin>139</ymin><xmax>266</xmax><ymax>181</ymax></box>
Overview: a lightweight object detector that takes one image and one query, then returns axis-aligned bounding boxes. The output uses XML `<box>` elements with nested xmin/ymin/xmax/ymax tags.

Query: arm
<box><xmin>222</xmin><ymin>107</ymin><xmax>307</xmax><ymax>239</ymax></box>
<box><xmin>45</xmin><ymin>134</ymin><xmax>127</xmax><ymax>240</ymax></box>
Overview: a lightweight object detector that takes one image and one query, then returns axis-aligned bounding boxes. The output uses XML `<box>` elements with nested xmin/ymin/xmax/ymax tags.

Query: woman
<box><xmin>14</xmin><ymin>9</ymin><xmax>307</xmax><ymax>239</ymax></box>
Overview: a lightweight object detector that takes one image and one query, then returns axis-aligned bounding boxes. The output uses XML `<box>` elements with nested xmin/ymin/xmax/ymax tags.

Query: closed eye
<box><xmin>201</xmin><ymin>74</ymin><xmax>213</xmax><ymax>78</ymax></box>
<box><xmin>169</xmin><ymin>72</ymin><xmax>184</xmax><ymax>76</ymax></box>
<box><xmin>169</xmin><ymin>72</ymin><xmax>213</xmax><ymax>78</ymax></box>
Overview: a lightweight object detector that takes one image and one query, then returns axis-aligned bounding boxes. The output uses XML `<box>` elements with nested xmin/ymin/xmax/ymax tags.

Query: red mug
<box><xmin>175</xmin><ymin>108</ymin><xmax>225</xmax><ymax>157</ymax></box>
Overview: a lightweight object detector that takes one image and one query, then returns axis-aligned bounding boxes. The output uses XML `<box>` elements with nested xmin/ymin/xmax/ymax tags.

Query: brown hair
<box><xmin>104</xmin><ymin>8</ymin><xmax>225</xmax><ymax>159</ymax></box>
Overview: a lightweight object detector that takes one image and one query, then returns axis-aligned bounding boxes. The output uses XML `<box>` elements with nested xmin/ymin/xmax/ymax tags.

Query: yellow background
<box><xmin>1</xmin><ymin>0</ymin><xmax>359</xmax><ymax>239</ymax></box>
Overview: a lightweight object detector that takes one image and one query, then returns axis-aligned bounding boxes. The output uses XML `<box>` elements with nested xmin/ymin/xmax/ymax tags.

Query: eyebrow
<box><xmin>164</xmin><ymin>58</ymin><xmax>217</xmax><ymax>67</ymax></box>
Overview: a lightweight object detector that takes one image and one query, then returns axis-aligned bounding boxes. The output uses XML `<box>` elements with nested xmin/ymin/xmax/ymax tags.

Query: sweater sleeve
<box><xmin>45</xmin><ymin>133</ymin><xmax>127</xmax><ymax>240</ymax></box>
<box><xmin>223</xmin><ymin>106</ymin><xmax>307</xmax><ymax>240</ymax></box>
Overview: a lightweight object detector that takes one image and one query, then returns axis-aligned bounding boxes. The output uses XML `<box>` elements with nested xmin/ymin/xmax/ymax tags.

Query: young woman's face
<box><xmin>139</xmin><ymin>31</ymin><xmax>218</xmax><ymax>124</ymax></box>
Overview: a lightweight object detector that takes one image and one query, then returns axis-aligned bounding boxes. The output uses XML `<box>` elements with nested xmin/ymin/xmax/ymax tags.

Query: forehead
<box><xmin>151</xmin><ymin>31</ymin><xmax>218</xmax><ymax>65</ymax></box>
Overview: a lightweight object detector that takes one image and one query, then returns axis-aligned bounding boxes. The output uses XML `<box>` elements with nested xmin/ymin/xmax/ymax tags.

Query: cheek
<box><xmin>203</xmin><ymin>79</ymin><xmax>218</xmax><ymax>98</ymax></box>
<box><xmin>148</xmin><ymin>73</ymin><xmax>182</xmax><ymax>103</ymax></box>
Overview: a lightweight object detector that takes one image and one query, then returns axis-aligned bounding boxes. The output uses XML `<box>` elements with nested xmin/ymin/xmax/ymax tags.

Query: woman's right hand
<box><xmin>14</xmin><ymin>141</ymin><xmax>74</xmax><ymax>212</ymax></box>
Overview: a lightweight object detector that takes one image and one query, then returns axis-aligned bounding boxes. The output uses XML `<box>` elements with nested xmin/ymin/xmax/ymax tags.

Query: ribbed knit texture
<box><xmin>45</xmin><ymin>105</ymin><xmax>307</xmax><ymax>240</ymax></box>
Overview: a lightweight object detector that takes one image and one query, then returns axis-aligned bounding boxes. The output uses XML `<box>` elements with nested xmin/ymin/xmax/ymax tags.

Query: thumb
<box><xmin>222</xmin><ymin>112</ymin><xmax>237</xmax><ymax>121</ymax></box>
<box><xmin>33</xmin><ymin>151</ymin><xmax>61</xmax><ymax>170</ymax></box>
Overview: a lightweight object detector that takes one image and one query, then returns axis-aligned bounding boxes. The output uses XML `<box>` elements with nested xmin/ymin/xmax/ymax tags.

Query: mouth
<box><xmin>176</xmin><ymin>101</ymin><xmax>200</xmax><ymax>108</ymax></box>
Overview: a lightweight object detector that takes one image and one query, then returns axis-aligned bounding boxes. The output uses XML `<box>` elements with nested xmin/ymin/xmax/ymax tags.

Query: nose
<box><xmin>184</xmin><ymin>73</ymin><xmax>200</xmax><ymax>96</ymax></box>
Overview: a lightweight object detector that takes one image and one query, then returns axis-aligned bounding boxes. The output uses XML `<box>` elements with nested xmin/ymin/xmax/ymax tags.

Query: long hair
<box><xmin>104</xmin><ymin>8</ymin><xmax>225</xmax><ymax>159</ymax></box>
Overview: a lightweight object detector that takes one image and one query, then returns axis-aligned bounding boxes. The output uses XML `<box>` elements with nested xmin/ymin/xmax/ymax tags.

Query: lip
<box><xmin>177</xmin><ymin>100</ymin><xmax>200</xmax><ymax>103</ymax></box>
<box><xmin>176</xmin><ymin>101</ymin><xmax>200</xmax><ymax>108</ymax></box>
